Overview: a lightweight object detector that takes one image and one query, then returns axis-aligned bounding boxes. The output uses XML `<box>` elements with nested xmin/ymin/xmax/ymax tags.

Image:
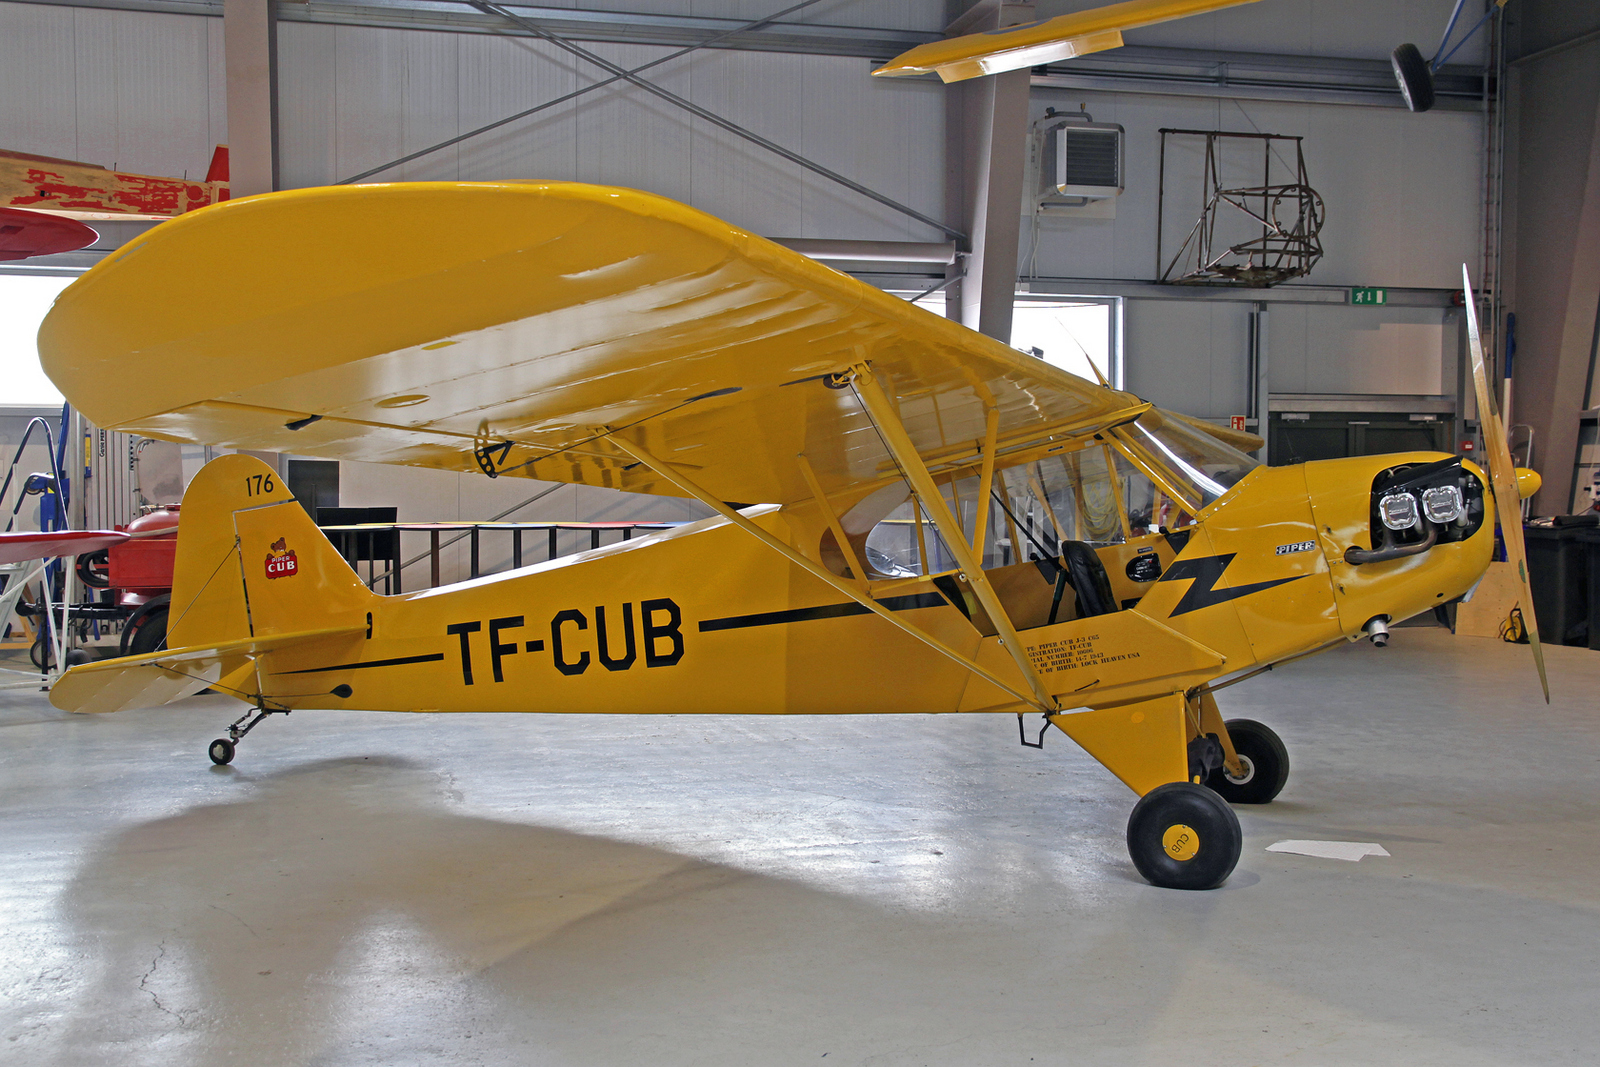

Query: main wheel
<box><xmin>208</xmin><ymin>738</ymin><xmax>235</xmax><ymax>765</ymax></box>
<box><xmin>1207</xmin><ymin>718</ymin><xmax>1289</xmax><ymax>805</ymax></box>
<box><xmin>1390</xmin><ymin>43</ymin><xmax>1435</xmax><ymax>113</ymax></box>
<box><xmin>122</xmin><ymin>600</ymin><xmax>169</xmax><ymax>656</ymax></box>
<box><xmin>1127</xmin><ymin>782</ymin><xmax>1242</xmax><ymax>890</ymax></box>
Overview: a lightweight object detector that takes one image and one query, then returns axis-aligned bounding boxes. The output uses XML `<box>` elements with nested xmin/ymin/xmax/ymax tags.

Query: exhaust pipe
<box><xmin>1364</xmin><ymin>616</ymin><xmax>1391</xmax><ymax>648</ymax></box>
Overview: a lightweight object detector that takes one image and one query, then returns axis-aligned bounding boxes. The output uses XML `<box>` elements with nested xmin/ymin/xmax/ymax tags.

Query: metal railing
<box><xmin>316</xmin><ymin>521</ymin><xmax>680</xmax><ymax>594</ymax></box>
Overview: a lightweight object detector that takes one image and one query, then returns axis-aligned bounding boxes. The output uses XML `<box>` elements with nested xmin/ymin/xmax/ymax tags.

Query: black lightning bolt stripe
<box><xmin>277</xmin><ymin>653</ymin><xmax>445</xmax><ymax>675</ymax></box>
<box><xmin>698</xmin><ymin>592</ymin><xmax>948</xmax><ymax>632</ymax></box>
<box><xmin>1158</xmin><ymin>553</ymin><xmax>1306</xmax><ymax>617</ymax></box>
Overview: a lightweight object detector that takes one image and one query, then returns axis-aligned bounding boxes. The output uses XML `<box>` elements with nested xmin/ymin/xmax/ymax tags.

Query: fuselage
<box><xmin>251</xmin><ymin>451</ymin><xmax>1493</xmax><ymax>717</ymax></box>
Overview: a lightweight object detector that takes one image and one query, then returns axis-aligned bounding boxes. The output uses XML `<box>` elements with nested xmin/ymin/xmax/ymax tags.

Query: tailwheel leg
<box><xmin>1126</xmin><ymin>782</ymin><xmax>1242</xmax><ymax>890</ymax></box>
<box><xmin>208</xmin><ymin>700</ymin><xmax>288</xmax><ymax>766</ymax></box>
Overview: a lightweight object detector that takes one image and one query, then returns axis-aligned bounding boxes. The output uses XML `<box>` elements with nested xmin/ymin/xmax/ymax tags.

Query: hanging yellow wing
<box><xmin>872</xmin><ymin>0</ymin><xmax>1264</xmax><ymax>83</ymax></box>
<box><xmin>41</xmin><ymin>181</ymin><xmax>1143</xmax><ymax>507</ymax></box>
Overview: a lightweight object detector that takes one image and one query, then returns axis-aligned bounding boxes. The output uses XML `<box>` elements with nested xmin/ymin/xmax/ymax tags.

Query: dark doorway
<box><xmin>286</xmin><ymin>460</ymin><xmax>340</xmax><ymax>515</ymax></box>
<box><xmin>1270</xmin><ymin>412</ymin><xmax>1452</xmax><ymax>466</ymax></box>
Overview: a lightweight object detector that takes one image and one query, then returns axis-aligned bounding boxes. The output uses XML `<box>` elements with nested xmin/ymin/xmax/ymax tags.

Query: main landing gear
<box><xmin>1205</xmin><ymin>718</ymin><xmax>1290</xmax><ymax>805</ymax></box>
<box><xmin>1113</xmin><ymin>713</ymin><xmax>1289</xmax><ymax>890</ymax></box>
<box><xmin>1127</xmin><ymin>782</ymin><xmax>1242</xmax><ymax>890</ymax></box>
<box><xmin>207</xmin><ymin>700</ymin><xmax>290</xmax><ymax>765</ymax></box>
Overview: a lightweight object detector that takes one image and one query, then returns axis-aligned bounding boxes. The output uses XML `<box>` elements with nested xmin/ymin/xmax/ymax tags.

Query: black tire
<box><xmin>29</xmin><ymin>632</ymin><xmax>52</xmax><ymax>671</ymax></box>
<box><xmin>208</xmin><ymin>738</ymin><xmax>235</xmax><ymax>765</ymax></box>
<box><xmin>121</xmin><ymin>598</ymin><xmax>170</xmax><ymax>656</ymax></box>
<box><xmin>76</xmin><ymin>549</ymin><xmax>112</xmax><ymax>589</ymax></box>
<box><xmin>1390</xmin><ymin>43</ymin><xmax>1435</xmax><ymax>113</ymax></box>
<box><xmin>1207</xmin><ymin>718</ymin><xmax>1290</xmax><ymax>805</ymax></box>
<box><xmin>1127</xmin><ymin>782</ymin><xmax>1242</xmax><ymax>890</ymax></box>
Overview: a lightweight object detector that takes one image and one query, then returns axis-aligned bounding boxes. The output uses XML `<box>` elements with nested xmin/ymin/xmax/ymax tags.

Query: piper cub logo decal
<box><xmin>265</xmin><ymin>537</ymin><xmax>299</xmax><ymax>579</ymax></box>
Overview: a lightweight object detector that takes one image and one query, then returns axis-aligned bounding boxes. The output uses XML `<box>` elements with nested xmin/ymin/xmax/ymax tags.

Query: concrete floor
<box><xmin>2</xmin><ymin>627</ymin><xmax>1596</xmax><ymax>1066</ymax></box>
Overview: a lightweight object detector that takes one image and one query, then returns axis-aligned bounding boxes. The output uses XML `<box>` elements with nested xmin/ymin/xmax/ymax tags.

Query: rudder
<box><xmin>167</xmin><ymin>454</ymin><xmax>375</xmax><ymax>648</ymax></box>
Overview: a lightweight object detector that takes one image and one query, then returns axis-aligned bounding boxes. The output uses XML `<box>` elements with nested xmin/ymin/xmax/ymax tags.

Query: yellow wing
<box><xmin>41</xmin><ymin>181</ymin><xmax>1142</xmax><ymax>507</ymax></box>
<box><xmin>872</xmin><ymin>0</ymin><xmax>1265</xmax><ymax>83</ymax></box>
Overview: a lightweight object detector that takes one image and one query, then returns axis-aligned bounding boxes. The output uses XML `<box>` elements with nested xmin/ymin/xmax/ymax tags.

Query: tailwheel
<box><xmin>1127</xmin><ymin>782</ymin><xmax>1242</xmax><ymax>890</ymax></box>
<box><xmin>1207</xmin><ymin>718</ymin><xmax>1289</xmax><ymax>805</ymax></box>
<box><xmin>206</xmin><ymin>699</ymin><xmax>290</xmax><ymax>765</ymax></box>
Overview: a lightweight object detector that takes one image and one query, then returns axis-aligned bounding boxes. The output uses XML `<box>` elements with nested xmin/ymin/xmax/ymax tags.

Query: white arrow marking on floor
<box><xmin>1266</xmin><ymin>840</ymin><xmax>1391</xmax><ymax>862</ymax></box>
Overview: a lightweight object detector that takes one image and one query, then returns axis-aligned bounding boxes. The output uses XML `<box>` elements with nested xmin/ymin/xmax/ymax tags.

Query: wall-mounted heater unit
<box><xmin>1030</xmin><ymin>108</ymin><xmax>1123</xmax><ymax>218</ymax></box>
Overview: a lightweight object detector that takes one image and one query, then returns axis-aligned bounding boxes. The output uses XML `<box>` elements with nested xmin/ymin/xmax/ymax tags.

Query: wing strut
<box><xmin>971</xmin><ymin>403</ymin><xmax>1001</xmax><ymax>560</ymax></box>
<box><xmin>600</xmin><ymin>431</ymin><xmax>1051</xmax><ymax>714</ymax></box>
<box><xmin>847</xmin><ymin>365</ymin><xmax>1060</xmax><ymax>712</ymax></box>
<box><xmin>796</xmin><ymin>452</ymin><xmax>870</xmax><ymax>594</ymax></box>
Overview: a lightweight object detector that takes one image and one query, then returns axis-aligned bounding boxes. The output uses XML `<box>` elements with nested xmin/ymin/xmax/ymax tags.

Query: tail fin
<box><xmin>167</xmin><ymin>454</ymin><xmax>376</xmax><ymax>648</ymax></box>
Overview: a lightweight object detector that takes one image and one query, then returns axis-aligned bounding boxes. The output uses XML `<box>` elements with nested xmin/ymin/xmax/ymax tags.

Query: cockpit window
<box><xmin>1119</xmin><ymin>411</ymin><xmax>1259</xmax><ymax>511</ymax></box>
<box><xmin>1002</xmin><ymin>446</ymin><xmax>1126</xmax><ymax>550</ymax></box>
<box><xmin>842</xmin><ymin>411</ymin><xmax>1259</xmax><ymax>578</ymax></box>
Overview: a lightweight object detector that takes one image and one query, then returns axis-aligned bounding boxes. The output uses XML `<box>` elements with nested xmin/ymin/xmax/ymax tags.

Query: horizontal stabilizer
<box><xmin>50</xmin><ymin>625</ymin><xmax>365</xmax><ymax>715</ymax></box>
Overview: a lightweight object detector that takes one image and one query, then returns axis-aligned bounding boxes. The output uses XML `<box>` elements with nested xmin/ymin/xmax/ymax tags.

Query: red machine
<box><xmin>75</xmin><ymin>506</ymin><xmax>180</xmax><ymax>654</ymax></box>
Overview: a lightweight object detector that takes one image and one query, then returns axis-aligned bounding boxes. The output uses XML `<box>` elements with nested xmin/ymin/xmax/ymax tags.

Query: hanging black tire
<box><xmin>121</xmin><ymin>596</ymin><xmax>170</xmax><ymax>656</ymax></box>
<box><xmin>1127</xmin><ymin>782</ymin><xmax>1242</xmax><ymax>890</ymax></box>
<box><xmin>1390</xmin><ymin>43</ymin><xmax>1435</xmax><ymax>112</ymax></box>
<box><xmin>29</xmin><ymin>631</ymin><xmax>52</xmax><ymax>671</ymax></box>
<box><xmin>1207</xmin><ymin>718</ymin><xmax>1290</xmax><ymax>805</ymax></box>
<box><xmin>75</xmin><ymin>549</ymin><xmax>112</xmax><ymax>589</ymax></box>
<box><xmin>208</xmin><ymin>738</ymin><xmax>235</xmax><ymax>765</ymax></box>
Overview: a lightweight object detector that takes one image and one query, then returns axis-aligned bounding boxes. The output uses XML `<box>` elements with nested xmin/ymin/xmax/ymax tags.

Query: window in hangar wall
<box><xmin>0</xmin><ymin>275</ymin><xmax>72</xmax><ymax>406</ymax></box>
<box><xmin>910</xmin><ymin>294</ymin><xmax>1120</xmax><ymax>387</ymax></box>
<box><xmin>1009</xmin><ymin>298</ymin><xmax>1119</xmax><ymax>388</ymax></box>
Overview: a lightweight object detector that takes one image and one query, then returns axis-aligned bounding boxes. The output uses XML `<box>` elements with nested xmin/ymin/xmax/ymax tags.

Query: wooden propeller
<box><xmin>1463</xmin><ymin>264</ymin><xmax>1549</xmax><ymax>702</ymax></box>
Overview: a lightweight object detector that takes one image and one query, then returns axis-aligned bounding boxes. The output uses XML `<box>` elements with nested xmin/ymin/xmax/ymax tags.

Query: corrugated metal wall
<box><xmin>1026</xmin><ymin>92</ymin><xmax>1483</xmax><ymax>291</ymax></box>
<box><xmin>0</xmin><ymin>2</ymin><xmax>946</xmax><ymax>241</ymax></box>
<box><xmin>275</xmin><ymin>24</ymin><xmax>945</xmax><ymax>241</ymax></box>
<box><xmin>0</xmin><ymin>2</ymin><xmax>225</xmax><ymax>181</ymax></box>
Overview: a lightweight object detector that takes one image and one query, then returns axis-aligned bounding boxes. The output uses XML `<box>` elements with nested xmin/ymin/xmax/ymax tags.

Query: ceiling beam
<box><xmin>7</xmin><ymin>0</ymin><xmax>1492</xmax><ymax>116</ymax></box>
<box><xmin>4</xmin><ymin>0</ymin><xmax>939</xmax><ymax>58</ymax></box>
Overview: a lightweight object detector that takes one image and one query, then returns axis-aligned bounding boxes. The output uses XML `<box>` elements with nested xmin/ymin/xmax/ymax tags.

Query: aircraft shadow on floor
<box><xmin>47</xmin><ymin>755</ymin><xmax>1592</xmax><ymax>1067</ymax></box>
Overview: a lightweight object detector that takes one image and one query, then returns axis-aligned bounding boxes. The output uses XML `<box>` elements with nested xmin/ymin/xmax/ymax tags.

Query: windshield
<box><xmin>843</xmin><ymin>412</ymin><xmax>1260</xmax><ymax>577</ymax></box>
<box><xmin>1120</xmin><ymin>411</ymin><xmax>1260</xmax><ymax>510</ymax></box>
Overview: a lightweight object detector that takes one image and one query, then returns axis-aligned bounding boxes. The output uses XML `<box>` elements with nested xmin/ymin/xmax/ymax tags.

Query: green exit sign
<box><xmin>1350</xmin><ymin>287</ymin><xmax>1388</xmax><ymax>305</ymax></box>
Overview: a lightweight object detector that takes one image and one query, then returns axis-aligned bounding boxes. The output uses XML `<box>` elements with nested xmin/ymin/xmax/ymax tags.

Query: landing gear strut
<box><xmin>207</xmin><ymin>699</ymin><xmax>290</xmax><ymax>765</ymax></box>
<box><xmin>1126</xmin><ymin>782</ymin><xmax>1242</xmax><ymax>890</ymax></box>
<box><xmin>1206</xmin><ymin>718</ymin><xmax>1289</xmax><ymax>805</ymax></box>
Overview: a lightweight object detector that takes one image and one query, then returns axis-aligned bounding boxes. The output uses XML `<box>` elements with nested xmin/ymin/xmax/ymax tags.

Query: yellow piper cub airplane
<box><xmin>38</xmin><ymin>183</ymin><xmax>1545</xmax><ymax>890</ymax></box>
